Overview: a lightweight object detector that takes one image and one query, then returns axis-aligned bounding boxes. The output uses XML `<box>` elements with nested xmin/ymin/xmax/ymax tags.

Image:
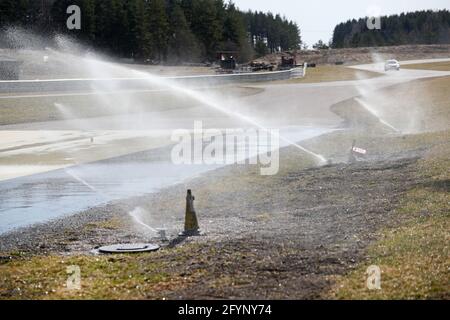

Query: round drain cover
<box><xmin>99</xmin><ymin>243</ymin><xmax>160</xmax><ymax>254</ymax></box>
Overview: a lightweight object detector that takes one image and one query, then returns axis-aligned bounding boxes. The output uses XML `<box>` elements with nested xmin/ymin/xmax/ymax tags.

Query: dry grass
<box><xmin>0</xmin><ymin>91</ymin><xmax>189</xmax><ymax>126</ymax></box>
<box><xmin>327</xmin><ymin>74</ymin><xmax>450</xmax><ymax>299</ymax></box>
<box><xmin>0</xmin><ymin>248</ymin><xmax>204</xmax><ymax>300</ymax></box>
<box><xmin>85</xmin><ymin>218</ymin><xmax>124</xmax><ymax>231</ymax></box>
<box><xmin>278</xmin><ymin>65</ymin><xmax>381</xmax><ymax>84</ymax></box>
<box><xmin>0</xmin><ymin>86</ymin><xmax>263</xmax><ymax>126</ymax></box>
<box><xmin>403</xmin><ymin>61</ymin><xmax>450</xmax><ymax>71</ymax></box>
<box><xmin>329</xmin><ymin>142</ymin><xmax>450</xmax><ymax>299</ymax></box>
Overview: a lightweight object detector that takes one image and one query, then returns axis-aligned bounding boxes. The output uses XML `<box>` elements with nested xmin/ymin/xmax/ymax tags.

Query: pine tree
<box><xmin>168</xmin><ymin>4</ymin><xmax>201</xmax><ymax>63</ymax></box>
<box><xmin>255</xmin><ymin>39</ymin><xmax>268</xmax><ymax>57</ymax></box>
<box><xmin>127</xmin><ymin>0</ymin><xmax>151</xmax><ymax>60</ymax></box>
<box><xmin>2</xmin><ymin>0</ymin><xmax>305</xmax><ymax>63</ymax></box>
<box><xmin>147</xmin><ymin>0</ymin><xmax>169</xmax><ymax>61</ymax></box>
<box><xmin>222</xmin><ymin>2</ymin><xmax>253</xmax><ymax>61</ymax></box>
<box><xmin>81</xmin><ymin>0</ymin><xmax>96</xmax><ymax>42</ymax></box>
<box><xmin>0</xmin><ymin>0</ymin><xmax>30</xmax><ymax>27</ymax></box>
<box><xmin>190</xmin><ymin>0</ymin><xmax>223</xmax><ymax>60</ymax></box>
<box><xmin>313</xmin><ymin>40</ymin><xmax>329</xmax><ymax>50</ymax></box>
<box><xmin>332</xmin><ymin>10</ymin><xmax>450</xmax><ymax>48</ymax></box>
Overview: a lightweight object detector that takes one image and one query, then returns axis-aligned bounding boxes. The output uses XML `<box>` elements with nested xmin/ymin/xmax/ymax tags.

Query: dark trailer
<box><xmin>217</xmin><ymin>51</ymin><xmax>238</xmax><ymax>72</ymax></box>
<box><xmin>279</xmin><ymin>55</ymin><xmax>298</xmax><ymax>70</ymax></box>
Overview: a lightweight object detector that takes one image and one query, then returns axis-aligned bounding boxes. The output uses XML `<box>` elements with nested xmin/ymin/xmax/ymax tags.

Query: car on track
<box><xmin>385</xmin><ymin>59</ymin><xmax>401</xmax><ymax>71</ymax></box>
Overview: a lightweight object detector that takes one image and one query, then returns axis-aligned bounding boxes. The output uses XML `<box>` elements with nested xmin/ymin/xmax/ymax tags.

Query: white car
<box><xmin>385</xmin><ymin>59</ymin><xmax>400</xmax><ymax>71</ymax></box>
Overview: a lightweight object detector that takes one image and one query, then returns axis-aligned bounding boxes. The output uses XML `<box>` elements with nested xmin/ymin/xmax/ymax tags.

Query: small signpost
<box><xmin>349</xmin><ymin>140</ymin><xmax>367</xmax><ymax>163</ymax></box>
<box><xmin>352</xmin><ymin>146</ymin><xmax>367</xmax><ymax>155</ymax></box>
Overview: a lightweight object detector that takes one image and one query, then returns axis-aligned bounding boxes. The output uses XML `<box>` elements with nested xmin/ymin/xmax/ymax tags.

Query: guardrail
<box><xmin>0</xmin><ymin>67</ymin><xmax>304</xmax><ymax>94</ymax></box>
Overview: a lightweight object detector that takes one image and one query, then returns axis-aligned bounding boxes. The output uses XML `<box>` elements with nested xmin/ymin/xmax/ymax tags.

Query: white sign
<box><xmin>352</xmin><ymin>147</ymin><xmax>367</xmax><ymax>155</ymax></box>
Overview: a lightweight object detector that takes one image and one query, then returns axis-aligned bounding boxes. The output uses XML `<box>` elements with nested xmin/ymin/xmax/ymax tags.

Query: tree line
<box><xmin>332</xmin><ymin>10</ymin><xmax>450</xmax><ymax>48</ymax></box>
<box><xmin>0</xmin><ymin>0</ymin><xmax>301</xmax><ymax>63</ymax></box>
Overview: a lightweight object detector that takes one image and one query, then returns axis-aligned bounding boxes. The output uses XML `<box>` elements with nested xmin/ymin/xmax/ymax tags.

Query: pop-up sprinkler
<box><xmin>97</xmin><ymin>189</ymin><xmax>201</xmax><ymax>254</ymax></box>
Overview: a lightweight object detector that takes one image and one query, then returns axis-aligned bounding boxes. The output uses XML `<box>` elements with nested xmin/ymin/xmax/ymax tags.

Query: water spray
<box><xmin>65</xmin><ymin>168</ymin><xmax>103</xmax><ymax>196</ymax></box>
<box><xmin>129</xmin><ymin>208</ymin><xmax>158</xmax><ymax>233</ymax></box>
<box><xmin>355</xmin><ymin>97</ymin><xmax>401</xmax><ymax>133</ymax></box>
<box><xmin>65</xmin><ymin>168</ymin><xmax>167</xmax><ymax>247</ymax></box>
<box><xmin>47</xmin><ymin>46</ymin><xmax>328</xmax><ymax>165</ymax></box>
<box><xmin>4</xmin><ymin>34</ymin><xmax>331</xmax><ymax>244</ymax></box>
<box><xmin>68</xmin><ymin>167</ymin><xmax>196</xmax><ymax>242</ymax></box>
<box><xmin>145</xmin><ymin>76</ymin><xmax>328</xmax><ymax>165</ymax></box>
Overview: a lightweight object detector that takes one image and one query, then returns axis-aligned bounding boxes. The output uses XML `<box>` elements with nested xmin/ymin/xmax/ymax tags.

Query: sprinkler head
<box><xmin>157</xmin><ymin>228</ymin><xmax>168</xmax><ymax>242</ymax></box>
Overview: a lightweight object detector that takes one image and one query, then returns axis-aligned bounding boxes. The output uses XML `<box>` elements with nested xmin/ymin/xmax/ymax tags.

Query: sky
<box><xmin>233</xmin><ymin>0</ymin><xmax>450</xmax><ymax>47</ymax></box>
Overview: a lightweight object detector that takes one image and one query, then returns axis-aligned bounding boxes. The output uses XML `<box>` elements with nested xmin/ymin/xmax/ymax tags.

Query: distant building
<box><xmin>0</xmin><ymin>57</ymin><xmax>22</xmax><ymax>80</ymax></box>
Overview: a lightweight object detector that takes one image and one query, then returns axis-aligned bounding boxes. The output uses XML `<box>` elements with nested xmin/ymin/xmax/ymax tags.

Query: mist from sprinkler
<box><xmin>7</xmin><ymin>28</ymin><xmax>327</xmax><ymax>164</ymax></box>
<box><xmin>143</xmin><ymin>76</ymin><xmax>328</xmax><ymax>165</ymax></box>
<box><xmin>43</xmin><ymin>32</ymin><xmax>328</xmax><ymax>165</ymax></box>
<box><xmin>129</xmin><ymin>207</ymin><xmax>159</xmax><ymax>234</ymax></box>
<box><xmin>65</xmin><ymin>168</ymin><xmax>164</xmax><ymax>239</ymax></box>
<box><xmin>354</xmin><ymin>97</ymin><xmax>401</xmax><ymax>133</ymax></box>
<box><xmin>352</xmin><ymin>55</ymin><xmax>403</xmax><ymax>134</ymax></box>
<box><xmin>3</xmin><ymin>30</ymin><xmax>331</xmax><ymax>238</ymax></box>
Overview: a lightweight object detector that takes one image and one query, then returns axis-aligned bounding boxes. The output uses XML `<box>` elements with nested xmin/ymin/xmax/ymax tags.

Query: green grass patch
<box><xmin>329</xmin><ymin>142</ymin><xmax>450</xmax><ymax>300</ymax></box>
<box><xmin>0</xmin><ymin>246</ymin><xmax>207</xmax><ymax>300</ymax></box>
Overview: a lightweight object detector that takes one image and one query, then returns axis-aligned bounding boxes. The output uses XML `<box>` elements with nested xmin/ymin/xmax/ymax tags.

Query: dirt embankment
<box><xmin>255</xmin><ymin>44</ymin><xmax>450</xmax><ymax>66</ymax></box>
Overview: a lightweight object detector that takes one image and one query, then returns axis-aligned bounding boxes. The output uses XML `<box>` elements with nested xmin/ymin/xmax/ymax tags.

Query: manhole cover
<box><xmin>98</xmin><ymin>243</ymin><xmax>160</xmax><ymax>254</ymax></box>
